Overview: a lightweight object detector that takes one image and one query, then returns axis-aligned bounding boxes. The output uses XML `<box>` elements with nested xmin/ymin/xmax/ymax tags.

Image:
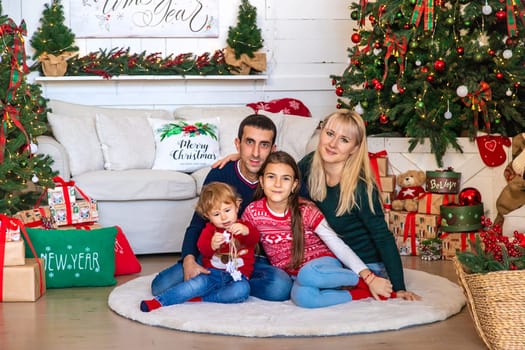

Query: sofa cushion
<box><xmin>47</xmin><ymin>112</ymin><xmax>104</xmax><ymax>176</ymax></box>
<box><xmin>96</xmin><ymin>113</ymin><xmax>157</xmax><ymax>170</ymax></box>
<box><xmin>277</xmin><ymin>114</ymin><xmax>320</xmax><ymax>161</ymax></box>
<box><xmin>73</xmin><ymin>169</ymin><xmax>196</xmax><ymax>201</ymax></box>
<box><xmin>173</xmin><ymin>106</ymin><xmax>282</xmax><ymax>157</ymax></box>
<box><xmin>47</xmin><ymin>100</ymin><xmax>172</xmax><ymax>175</ymax></box>
<box><xmin>148</xmin><ymin>117</ymin><xmax>220</xmax><ymax>172</ymax></box>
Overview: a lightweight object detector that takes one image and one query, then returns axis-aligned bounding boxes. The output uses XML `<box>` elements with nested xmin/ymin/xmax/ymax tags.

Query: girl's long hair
<box><xmin>308</xmin><ymin>109</ymin><xmax>377</xmax><ymax>215</ymax></box>
<box><xmin>254</xmin><ymin>151</ymin><xmax>305</xmax><ymax>269</ymax></box>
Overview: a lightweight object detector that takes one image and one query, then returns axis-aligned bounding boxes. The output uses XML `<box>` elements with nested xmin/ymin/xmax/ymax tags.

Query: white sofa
<box><xmin>36</xmin><ymin>100</ymin><xmax>320</xmax><ymax>254</ymax></box>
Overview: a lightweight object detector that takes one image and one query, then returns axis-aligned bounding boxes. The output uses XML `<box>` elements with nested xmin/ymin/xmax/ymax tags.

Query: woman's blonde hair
<box><xmin>195</xmin><ymin>182</ymin><xmax>241</xmax><ymax>219</ymax></box>
<box><xmin>307</xmin><ymin>109</ymin><xmax>377</xmax><ymax>216</ymax></box>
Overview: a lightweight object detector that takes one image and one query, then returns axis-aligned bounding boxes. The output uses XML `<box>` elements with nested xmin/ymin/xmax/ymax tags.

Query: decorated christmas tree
<box><xmin>0</xmin><ymin>16</ymin><xmax>56</xmax><ymax>214</ymax></box>
<box><xmin>331</xmin><ymin>0</ymin><xmax>525</xmax><ymax>166</ymax></box>
<box><xmin>226</xmin><ymin>0</ymin><xmax>264</xmax><ymax>58</ymax></box>
<box><xmin>30</xmin><ymin>0</ymin><xmax>78</xmax><ymax>60</ymax></box>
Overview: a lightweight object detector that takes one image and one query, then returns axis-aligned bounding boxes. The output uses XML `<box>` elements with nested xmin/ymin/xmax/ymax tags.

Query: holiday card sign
<box><xmin>70</xmin><ymin>0</ymin><xmax>219</xmax><ymax>38</ymax></box>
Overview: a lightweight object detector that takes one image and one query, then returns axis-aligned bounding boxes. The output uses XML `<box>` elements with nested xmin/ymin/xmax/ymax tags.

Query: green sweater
<box><xmin>298</xmin><ymin>153</ymin><xmax>406</xmax><ymax>291</ymax></box>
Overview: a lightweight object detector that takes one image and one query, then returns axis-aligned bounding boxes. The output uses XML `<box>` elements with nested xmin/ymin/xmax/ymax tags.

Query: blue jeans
<box><xmin>291</xmin><ymin>256</ymin><xmax>360</xmax><ymax>308</ymax></box>
<box><xmin>151</xmin><ymin>256</ymin><xmax>292</xmax><ymax>302</ymax></box>
<box><xmin>154</xmin><ymin>268</ymin><xmax>250</xmax><ymax>306</ymax></box>
<box><xmin>291</xmin><ymin>258</ymin><xmax>390</xmax><ymax>308</ymax></box>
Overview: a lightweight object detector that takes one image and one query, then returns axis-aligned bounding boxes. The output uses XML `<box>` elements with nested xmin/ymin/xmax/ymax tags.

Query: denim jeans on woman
<box><xmin>290</xmin><ymin>256</ymin><xmax>389</xmax><ymax>308</ymax></box>
<box><xmin>151</xmin><ymin>256</ymin><xmax>292</xmax><ymax>302</ymax></box>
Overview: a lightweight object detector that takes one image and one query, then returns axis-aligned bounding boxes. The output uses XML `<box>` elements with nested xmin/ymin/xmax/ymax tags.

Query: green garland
<box><xmin>65</xmin><ymin>47</ymin><xmax>243</xmax><ymax>78</ymax></box>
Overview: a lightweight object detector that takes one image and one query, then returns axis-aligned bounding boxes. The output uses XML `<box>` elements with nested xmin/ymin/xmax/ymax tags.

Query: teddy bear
<box><xmin>495</xmin><ymin>133</ymin><xmax>525</xmax><ymax>225</ymax></box>
<box><xmin>392</xmin><ymin>170</ymin><xmax>426</xmax><ymax>212</ymax></box>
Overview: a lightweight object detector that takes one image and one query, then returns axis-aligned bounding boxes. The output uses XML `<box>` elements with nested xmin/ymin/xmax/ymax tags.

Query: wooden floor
<box><xmin>0</xmin><ymin>255</ymin><xmax>486</xmax><ymax>350</ymax></box>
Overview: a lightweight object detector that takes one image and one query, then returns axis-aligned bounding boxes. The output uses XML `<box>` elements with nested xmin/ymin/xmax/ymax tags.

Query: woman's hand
<box><xmin>395</xmin><ymin>290</ymin><xmax>422</xmax><ymax>301</ymax></box>
<box><xmin>182</xmin><ymin>255</ymin><xmax>210</xmax><ymax>281</ymax></box>
<box><xmin>366</xmin><ymin>275</ymin><xmax>393</xmax><ymax>300</ymax></box>
<box><xmin>211</xmin><ymin>153</ymin><xmax>240</xmax><ymax>169</ymax></box>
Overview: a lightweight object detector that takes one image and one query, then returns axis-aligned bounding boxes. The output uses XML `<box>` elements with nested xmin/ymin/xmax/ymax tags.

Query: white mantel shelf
<box><xmin>35</xmin><ymin>75</ymin><xmax>268</xmax><ymax>82</ymax></box>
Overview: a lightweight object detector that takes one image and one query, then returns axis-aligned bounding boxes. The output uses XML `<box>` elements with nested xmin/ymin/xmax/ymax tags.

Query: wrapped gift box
<box><xmin>379</xmin><ymin>175</ymin><xmax>395</xmax><ymax>193</ymax></box>
<box><xmin>369</xmin><ymin>151</ymin><xmax>389</xmax><ymax>177</ymax></box>
<box><xmin>440</xmin><ymin>203</ymin><xmax>484</xmax><ymax>232</ymax></box>
<box><xmin>389</xmin><ymin>211</ymin><xmax>439</xmax><ymax>240</ymax></box>
<box><xmin>1</xmin><ymin>220</ymin><xmax>21</xmax><ymax>242</ymax></box>
<box><xmin>417</xmin><ymin>192</ymin><xmax>457</xmax><ymax>215</ymax></box>
<box><xmin>13</xmin><ymin>207</ymin><xmax>56</xmax><ymax>229</ymax></box>
<box><xmin>395</xmin><ymin>234</ymin><xmax>420</xmax><ymax>256</ymax></box>
<box><xmin>4</xmin><ymin>241</ymin><xmax>25</xmax><ymax>266</ymax></box>
<box><xmin>47</xmin><ymin>186</ymin><xmax>76</xmax><ymax>206</ymax></box>
<box><xmin>2</xmin><ymin>258</ymin><xmax>46</xmax><ymax>302</ymax></box>
<box><xmin>440</xmin><ymin>232</ymin><xmax>478</xmax><ymax>260</ymax></box>
<box><xmin>425</xmin><ymin>170</ymin><xmax>461</xmax><ymax>194</ymax></box>
<box><xmin>50</xmin><ymin>199</ymin><xmax>99</xmax><ymax>226</ymax></box>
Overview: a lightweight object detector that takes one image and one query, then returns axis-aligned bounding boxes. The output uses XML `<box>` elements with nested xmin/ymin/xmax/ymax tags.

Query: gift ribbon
<box><xmin>369</xmin><ymin>150</ymin><xmax>387</xmax><ymax>192</ymax></box>
<box><xmin>506</xmin><ymin>0</ymin><xmax>525</xmax><ymax>37</ymax></box>
<box><xmin>0</xmin><ymin>102</ymin><xmax>30</xmax><ymax>164</ymax></box>
<box><xmin>5</xmin><ymin>20</ymin><xmax>29</xmax><ymax>102</ymax></box>
<box><xmin>441</xmin><ymin>232</ymin><xmax>477</xmax><ymax>252</ymax></box>
<box><xmin>402</xmin><ymin>212</ymin><xmax>418</xmax><ymax>256</ymax></box>
<box><xmin>359</xmin><ymin>0</ymin><xmax>368</xmax><ymax>26</ymax></box>
<box><xmin>461</xmin><ymin>81</ymin><xmax>492</xmax><ymax>132</ymax></box>
<box><xmin>0</xmin><ymin>215</ymin><xmax>44</xmax><ymax>301</ymax></box>
<box><xmin>382</xmin><ymin>32</ymin><xmax>407</xmax><ymax>83</ymax></box>
<box><xmin>411</xmin><ymin>0</ymin><xmax>434</xmax><ymax>31</ymax></box>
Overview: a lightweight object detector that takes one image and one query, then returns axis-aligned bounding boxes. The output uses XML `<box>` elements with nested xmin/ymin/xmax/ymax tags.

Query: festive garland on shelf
<box><xmin>64</xmin><ymin>47</ymin><xmax>245</xmax><ymax>78</ymax></box>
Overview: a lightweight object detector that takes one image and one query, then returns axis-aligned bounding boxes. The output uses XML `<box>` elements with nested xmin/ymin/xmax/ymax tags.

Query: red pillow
<box><xmin>247</xmin><ymin>98</ymin><xmax>311</xmax><ymax>117</ymax></box>
<box><xmin>113</xmin><ymin>226</ymin><xmax>142</xmax><ymax>276</ymax></box>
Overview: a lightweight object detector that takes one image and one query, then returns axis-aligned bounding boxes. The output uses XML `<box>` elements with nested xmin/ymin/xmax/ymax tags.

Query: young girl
<box><xmin>241</xmin><ymin>151</ymin><xmax>400</xmax><ymax>309</ymax></box>
<box><xmin>140</xmin><ymin>182</ymin><xmax>259</xmax><ymax>312</ymax></box>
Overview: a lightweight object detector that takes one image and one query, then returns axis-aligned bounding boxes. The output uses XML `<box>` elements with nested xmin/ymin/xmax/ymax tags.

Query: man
<box><xmin>150</xmin><ymin>114</ymin><xmax>293</xmax><ymax>301</ymax></box>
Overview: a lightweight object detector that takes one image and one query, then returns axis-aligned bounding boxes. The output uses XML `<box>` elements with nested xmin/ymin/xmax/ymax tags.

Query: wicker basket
<box><xmin>453</xmin><ymin>257</ymin><xmax>525</xmax><ymax>350</ymax></box>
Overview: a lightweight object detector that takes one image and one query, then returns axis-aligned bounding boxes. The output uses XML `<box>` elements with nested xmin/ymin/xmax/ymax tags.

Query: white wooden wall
<box><xmin>6</xmin><ymin>0</ymin><xmax>354</xmax><ymax>120</ymax></box>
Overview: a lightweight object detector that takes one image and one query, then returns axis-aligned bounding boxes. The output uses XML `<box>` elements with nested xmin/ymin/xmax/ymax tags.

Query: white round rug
<box><xmin>108</xmin><ymin>269</ymin><xmax>466</xmax><ymax>337</ymax></box>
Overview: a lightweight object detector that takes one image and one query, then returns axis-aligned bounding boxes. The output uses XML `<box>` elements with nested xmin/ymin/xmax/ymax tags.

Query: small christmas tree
<box><xmin>0</xmin><ymin>16</ymin><xmax>56</xmax><ymax>214</ymax></box>
<box><xmin>30</xmin><ymin>0</ymin><xmax>78</xmax><ymax>60</ymax></box>
<box><xmin>331</xmin><ymin>0</ymin><xmax>525</xmax><ymax>166</ymax></box>
<box><xmin>227</xmin><ymin>0</ymin><xmax>264</xmax><ymax>59</ymax></box>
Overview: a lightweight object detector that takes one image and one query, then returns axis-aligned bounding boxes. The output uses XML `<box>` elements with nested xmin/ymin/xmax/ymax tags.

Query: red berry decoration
<box><xmin>379</xmin><ymin>113</ymin><xmax>389</xmax><ymax>124</ymax></box>
<box><xmin>335</xmin><ymin>86</ymin><xmax>344</xmax><ymax>96</ymax></box>
<box><xmin>459</xmin><ymin>187</ymin><xmax>482</xmax><ymax>206</ymax></box>
<box><xmin>495</xmin><ymin>9</ymin><xmax>506</xmax><ymax>21</ymax></box>
<box><xmin>434</xmin><ymin>59</ymin><xmax>446</xmax><ymax>72</ymax></box>
<box><xmin>331</xmin><ymin>79</ymin><xmax>336</xmax><ymax>86</ymax></box>
<box><xmin>456</xmin><ymin>47</ymin><xmax>464</xmax><ymax>55</ymax></box>
<box><xmin>336</xmin><ymin>103</ymin><xmax>342</xmax><ymax>109</ymax></box>
<box><xmin>351</xmin><ymin>33</ymin><xmax>361</xmax><ymax>44</ymax></box>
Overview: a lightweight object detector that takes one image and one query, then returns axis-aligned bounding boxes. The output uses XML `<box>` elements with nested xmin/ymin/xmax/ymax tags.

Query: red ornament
<box><xmin>506</xmin><ymin>37</ymin><xmax>515</xmax><ymax>46</ymax></box>
<box><xmin>379</xmin><ymin>113</ymin><xmax>389</xmax><ymax>124</ymax></box>
<box><xmin>456</xmin><ymin>47</ymin><xmax>464</xmax><ymax>55</ymax></box>
<box><xmin>459</xmin><ymin>187</ymin><xmax>482</xmax><ymax>206</ymax></box>
<box><xmin>351</xmin><ymin>33</ymin><xmax>361</xmax><ymax>44</ymax></box>
<box><xmin>488</xmin><ymin>49</ymin><xmax>496</xmax><ymax>56</ymax></box>
<box><xmin>374</xmin><ymin>41</ymin><xmax>382</xmax><ymax>49</ymax></box>
<box><xmin>434</xmin><ymin>59</ymin><xmax>446</xmax><ymax>72</ymax></box>
<box><xmin>515</xmin><ymin>82</ymin><xmax>521</xmax><ymax>89</ymax></box>
<box><xmin>335</xmin><ymin>86</ymin><xmax>344</xmax><ymax>96</ymax></box>
<box><xmin>368</xmin><ymin>15</ymin><xmax>376</xmax><ymax>24</ymax></box>
<box><xmin>496</xmin><ymin>72</ymin><xmax>504</xmax><ymax>79</ymax></box>
<box><xmin>331</xmin><ymin>79</ymin><xmax>336</xmax><ymax>86</ymax></box>
<box><xmin>421</xmin><ymin>66</ymin><xmax>429</xmax><ymax>73</ymax></box>
<box><xmin>426</xmin><ymin>74</ymin><xmax>434</xmax><ymax>82</ymax></box>
<box><xmin>495</xmin><ymin>10</ymin><xmax>506</xmax><ymax>21</ymax></box>
<box><xmin>404</xmin><ymin>23</ymin><xmax>411</xmax><ymax>29</ymax></box>
<box><xmin>375</xmin><ymin>82</ymin><xmax>384</xmax><ymax>90</ymax></box>
<box><xmin>480</xmin><ymin>81</ymin><xmax>490</xmax><ymax>91</ymax></box>
<box><xmin>398</xmin><ymin>86</ymin><xmax>406</xmax><ymax>94</ymax></box>
<box><xmin>336</xmin><ymin>103</ymin><xmax>342</xmax><ymax>109</ymax></box>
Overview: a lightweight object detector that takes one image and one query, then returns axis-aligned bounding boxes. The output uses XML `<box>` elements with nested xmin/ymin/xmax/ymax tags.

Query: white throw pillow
<box><xmin>96</xmin><ymin>113</ymin><xmax>157</xmax><ymax>170</ymax></box>
<box><xmin>149</xmin><ymin>117</ymin><xmax>220</xmax><ymax>172</ymax></box>
<box><xmin>47</xmin><ymin>112</ymin><xmax>104</xmax><ymax>176</ymax></box>
<box><xmin>277</xmin><ymin>115</ymin><xmax>320</xmax><ymax>161</ymax></box>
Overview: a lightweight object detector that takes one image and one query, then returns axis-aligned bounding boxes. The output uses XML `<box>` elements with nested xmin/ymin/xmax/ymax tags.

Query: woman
<box><xmin>298</xmin><ymin>109</ymin><xmax>420</xmax><ymax>299</ymax></box>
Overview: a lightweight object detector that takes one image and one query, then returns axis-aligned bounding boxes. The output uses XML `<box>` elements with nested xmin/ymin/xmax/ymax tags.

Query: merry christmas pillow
<box><xmin>148</xmin><ymin>117</ymin><xmax>220</xmax><ymax>173</ymax></box>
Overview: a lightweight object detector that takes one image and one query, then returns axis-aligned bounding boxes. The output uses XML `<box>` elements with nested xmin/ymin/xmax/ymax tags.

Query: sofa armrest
<box><xmin>36</xmin><ymin>135</ymin><xmax>71</xmax><ymax>180</ymax></box>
